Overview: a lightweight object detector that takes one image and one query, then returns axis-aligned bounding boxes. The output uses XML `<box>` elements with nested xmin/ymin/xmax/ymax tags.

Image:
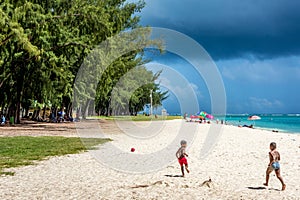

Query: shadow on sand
<box><xmin>164</xmin><ymin>174</ymin><xmax>183</xmax><ymax>178</ymax></box>
<box><xmin>268</xmin><ymin>188</ymin><xmax>281</xmax><ymax>191</ymax></box>
<box><xmin>247</xmin><ymin>186</ymin><xmax>281</xmax><ymax>191</ymax></box>
<box><xmin>247</xmin><ymin>186</ymin><xmax>266</xmax><ymax>190</ymax></box>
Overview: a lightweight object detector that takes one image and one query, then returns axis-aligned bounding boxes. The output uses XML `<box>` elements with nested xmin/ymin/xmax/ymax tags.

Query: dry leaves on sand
<box><xmin>200</xmin><ymin>178</ymin><xmax>212</xmax><ymax>188</ymax></box>
<box><xmin>130</xmin><ymin>180</ymin><xmax>169</xmax><ymax>188</ymax></box>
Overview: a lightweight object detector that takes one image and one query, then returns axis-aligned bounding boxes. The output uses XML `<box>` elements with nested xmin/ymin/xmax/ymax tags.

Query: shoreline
<box><xmin>186</xmin><ymin>119</ymin><xmax>300</xmax><ymax>135</ymax></box>
<box><xmin>224</xmin><ymin>123</ymin><xmax>300</xmax><ymax>135</ymax></box>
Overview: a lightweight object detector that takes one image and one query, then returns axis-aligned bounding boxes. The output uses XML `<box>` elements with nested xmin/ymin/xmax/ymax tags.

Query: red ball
<box><xmin>131</xmin><ymin>148</ymin><xmax>135</xmax><ymax>152</ymax></box>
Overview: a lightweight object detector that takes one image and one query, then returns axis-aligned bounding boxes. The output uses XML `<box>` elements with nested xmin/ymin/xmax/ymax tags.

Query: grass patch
<box><xmin>0</xmin><ymin>136</ymin><xmax>111</xmax><ymax>175</ymax></box>
<box><xmin>88</xmin><ymin>115</ymin><xmax>182</xmax><ymax>121</ymax></box>
<box><xmin>1</xmin><ymin>171</ymin><xmax>15</xmax><ymax>176</ymax></box>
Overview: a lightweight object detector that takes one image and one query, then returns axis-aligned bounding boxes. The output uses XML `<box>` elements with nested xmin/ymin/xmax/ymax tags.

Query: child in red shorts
<box><xmin>176</xmin><ymin>140</ymin><xmax>190</xmax><ymax>177</ymax></box>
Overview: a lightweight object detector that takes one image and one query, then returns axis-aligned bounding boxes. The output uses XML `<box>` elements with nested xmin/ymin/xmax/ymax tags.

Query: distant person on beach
<box><xmin>1</xmin><ymin>115</ymin><xmax>5</xmax><ymax>124</ymax></box>
<box><xmin>263</xmin><ymin>142</ymin><xmax>286</xmax><ymax>191</ymax></box>
<box><xmin>176</xmin><ymin>140</ymin><xmax>190</xmax><ymax>177</ymax></box>
<box><xmin>240</xmin><ymin>124</ymin><xmax>253</xmax><ymax>128</ymax></box>
<box><xmin>183</xmin><ymin>113</ymin><xmax>187</xmax><ymax>120</ymax></box>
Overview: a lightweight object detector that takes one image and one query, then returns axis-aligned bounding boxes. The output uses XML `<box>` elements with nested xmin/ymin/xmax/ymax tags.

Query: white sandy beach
<box><xmin>0</xmin><ymin>120</ymin><xmax>299</xmax><ymax>200</ymax></box>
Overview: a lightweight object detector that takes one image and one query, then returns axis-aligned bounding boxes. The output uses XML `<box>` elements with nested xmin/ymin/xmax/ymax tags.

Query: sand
<box><xmin>0</xmin><ymin>120</ymin><xmax>299</xmax><ymax>200</ymax></box>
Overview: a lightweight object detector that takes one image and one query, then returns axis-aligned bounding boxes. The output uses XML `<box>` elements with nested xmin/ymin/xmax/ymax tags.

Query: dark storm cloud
<box><xmin>139</xmin><ymin>0</ymin><xmax>300</xmax><ymax>60</ymax></box>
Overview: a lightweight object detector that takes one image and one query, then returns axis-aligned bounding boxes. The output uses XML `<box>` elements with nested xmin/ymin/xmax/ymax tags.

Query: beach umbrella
<box><xmin>248</xmin><ymin>115</ymin><xmax>261</xmax><ymax>126</ymax></box>
<box><xmin>190</xmin><ymin>115</ymin><xmax>198</xmax><ymax>119</ymax></box>
<box><xmin>248</xmin><ymin>115</ymin><xmax>261</xmax><ymax>120</ymax></box>
<box><xmin>199</xmin><ymin>111</ymin><xmax>206</xmax><ymax>117</ymax></box>
<box><xmin>206</xmin><ymin>114</ymin><xmax>214</xmax><ymax>119</ymax></box>
<box><xmin>198</xmin><ymin>115</ymin><xmax>205</xmax><ymax>119</ymax></box>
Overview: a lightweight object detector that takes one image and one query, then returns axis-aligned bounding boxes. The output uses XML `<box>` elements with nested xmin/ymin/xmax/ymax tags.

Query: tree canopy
<box><xmin>0</xmin><ymin>0</ymin><xmax>168</xmax><ymax>123</ymax></box>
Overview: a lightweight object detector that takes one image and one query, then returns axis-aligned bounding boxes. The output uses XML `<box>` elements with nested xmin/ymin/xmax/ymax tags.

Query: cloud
<box><xmin>158</xmin><ymin>74</ymin><xmax>200</xmax><ymax>101</ymax></box>
<box><xmin>146</xmin><ymin>62</ymin><xmax>201</xmax><ymax>113</ymax></box>
<box><xmin>226</xmin><ymin>97</ymin><xmax>285</xmax><ymax>113</ymax></box>
<box><xmin>249</xmin><ymin>97</ymin><xmax>282</xmax><ymax>107</ymax></box>
<box><xmin>189</xmin><ymin>83</ymin><xmax>203</xmax><ymax>98</ymax></box>
<box><xmin>248</xmin><ymin>97</ymin><xmax>283</xmax><ymax>112</ymax></box>
<box><xmin>218</xmin><ymin>55</ymin><xmax>300</xmax><ymax>83</ymax></box>
<box><xmin>138</xmin><ymin>0</ymin><xmax>300</xmax><ymax>60</ymax></box>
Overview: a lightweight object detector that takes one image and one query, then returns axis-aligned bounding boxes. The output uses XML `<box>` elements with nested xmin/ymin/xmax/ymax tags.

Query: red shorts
<box><xmin>178</xmin><ymin>157</ymin><xmax>188</xmax><ymax>166</ymax></box>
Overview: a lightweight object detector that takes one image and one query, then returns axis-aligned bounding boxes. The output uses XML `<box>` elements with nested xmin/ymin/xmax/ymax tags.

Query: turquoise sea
<box><xmin>215</xmin><ymin>114</ymin><xmax>300</xmax><ymax>134</ymax></box>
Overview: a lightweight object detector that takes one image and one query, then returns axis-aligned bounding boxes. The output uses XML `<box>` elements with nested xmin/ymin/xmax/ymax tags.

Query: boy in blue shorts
<box><xmin>263</xmin><ymin>142</ymin><xmax>286</xmax><ymax>191</ymax></box>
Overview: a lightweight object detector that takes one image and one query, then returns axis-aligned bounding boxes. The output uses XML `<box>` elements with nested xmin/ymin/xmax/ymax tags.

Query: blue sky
<box><xmin>131</xmin><ymin>0</ymin><xmax>300</xmax><ymax>114</ymax></box>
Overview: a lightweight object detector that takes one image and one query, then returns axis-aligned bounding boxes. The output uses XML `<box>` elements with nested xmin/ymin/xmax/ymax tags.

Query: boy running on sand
<box><xmin>176</xmin><ymin>140</ymin><xmax>189</xmax><ymax>177</ymax></box>
<box><xmin>263</xmin><ymin>142</ymin><xmax>286</xmax><ymax>191</ymax></box>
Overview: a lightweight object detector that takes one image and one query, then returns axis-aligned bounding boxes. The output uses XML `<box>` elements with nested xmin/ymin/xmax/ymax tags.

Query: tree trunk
<box><xmin>54</xmin><ymin>107</ymin><xmax>58</xmax><ymax>118</ymax></box>
<box><xmin>88</xmin><ymin>100</ymin><xmax>95</xmax><ymax>116</ymax></box>
<box><xmin>15</xmin><ymin>101</ymin><xmax>21</xmax><ymax>124</ymax></box>
<box><xmin>32</xmin><ymin>108</ymin><xmax>41</xmax><ymax>121</ymax></box>
<box><xmin>69</xmin><ymin>104</ymin><xmax>73</xmax><ymax>117</ymax></box>
<box><xmin>15</xmin><ymin>85</ymin><xmax>23</xmax><ymax>124</ymax></box>
<box><xmin>66</xmin><ymin>103</ymin><xmax>72</xmax><ymax>117</ymax></box>
<box><xmin>24</xmin><ymin>106</ymin><xmax>29</xmax><ymax>118</ymax></box>
<box><xmin>82</xmin><ymin>99</ymin><xmax>91</xmax><ymax>119</ymax></box>
<box><xmin>32</xmin><ymin>110</ymin><xmax>36</xmax><ymax>120</ymax></box>
<box><xmin>8</xmin><ymin>106</ymin><xmax>14</xmax><ymax>124</ymax></box>
<box><xmin>76</xmin><ymin>107</ymin><xmax>80</xmax><ymax>120</ymax></box>
<box><xmin>42</xmin><ymin>106</ymin><xmax>46</xmax><ymax>119</ymax></box>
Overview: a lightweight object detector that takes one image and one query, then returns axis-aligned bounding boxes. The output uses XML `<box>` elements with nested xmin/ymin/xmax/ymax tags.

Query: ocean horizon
<box><xmin>168</xmin><ymin>113</ymin><xmax>300</xmax><ymax>134</ymax></box>
<box><xmin>218</xmin><ymin>114</ymin><xmax>300</xmax><ymax>134</ymax></box>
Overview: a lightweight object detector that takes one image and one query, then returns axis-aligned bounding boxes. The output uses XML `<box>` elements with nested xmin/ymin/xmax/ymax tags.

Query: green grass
<box><xmin>0</xmin><ymin>136</ymin><xmax>111</xmax><ymax>175</ymax></box>
<box><xmin>87</xmin><ymin>115</ymin><xmax>182</xmax><ymax>121</ymax></box>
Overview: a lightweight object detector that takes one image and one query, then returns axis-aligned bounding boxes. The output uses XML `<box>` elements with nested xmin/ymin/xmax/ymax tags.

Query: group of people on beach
<box><xmin>176</xmin><ymin>140</ymin><xmax>286</xmax><ymax>191</ymax></box>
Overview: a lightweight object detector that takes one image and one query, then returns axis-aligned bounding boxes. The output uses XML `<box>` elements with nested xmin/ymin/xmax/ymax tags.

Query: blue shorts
<box><xmin>272</xmin><ymin>162</ymin><xmax>280</xmax><ymax>170</ymax></box>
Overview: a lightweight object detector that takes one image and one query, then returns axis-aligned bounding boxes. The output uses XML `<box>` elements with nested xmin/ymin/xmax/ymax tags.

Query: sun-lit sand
<box><xmin>0</xmin><ymin>120</ymin><xmax>299</xmax><ymax>199</ymax></box>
